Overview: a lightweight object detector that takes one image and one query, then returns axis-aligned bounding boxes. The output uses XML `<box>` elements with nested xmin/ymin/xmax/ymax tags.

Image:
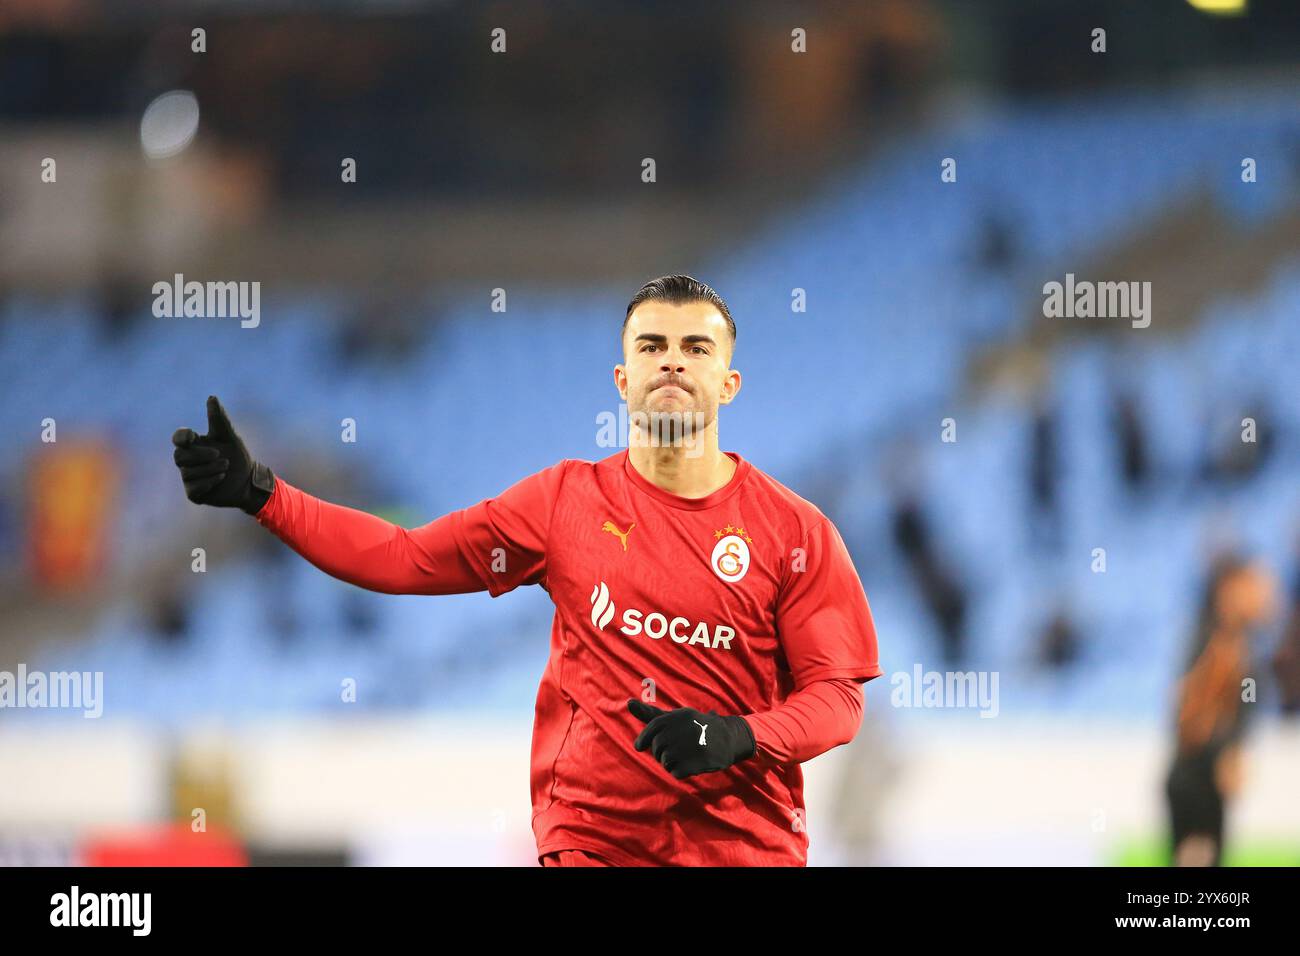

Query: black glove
<box><xmin>627</xmin><ymin>699</ymin><xmax>756</xmax><ymax>779</ymax></box>
<box><xmin>172</xmin><ymin>395</ymin><xmax>275</xmax><ymax>515</ymax></box>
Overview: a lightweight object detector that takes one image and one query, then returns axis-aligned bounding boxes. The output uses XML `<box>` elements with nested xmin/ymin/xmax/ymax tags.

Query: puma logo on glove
<box><xmin>627</xmin><ymin>699</ymin><xmax>756</xmax><ymax>779</ymax></box>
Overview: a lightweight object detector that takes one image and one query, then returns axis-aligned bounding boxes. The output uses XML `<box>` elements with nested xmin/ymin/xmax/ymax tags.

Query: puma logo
<box><xmin>694</xmin><ymin>720</ymin><xmax>708</xmax><ymax>745</ymax></box>
<box><xmin>601</xmin><ymin>520</ymin><xmax>635</xmax><ymax>552</ymax></box>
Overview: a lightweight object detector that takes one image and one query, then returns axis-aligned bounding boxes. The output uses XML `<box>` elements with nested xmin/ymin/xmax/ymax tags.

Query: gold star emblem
<box><xmin>713</xmin><ymin>526</ymin><xmax>755</xmax><ymax>546</ymax></box>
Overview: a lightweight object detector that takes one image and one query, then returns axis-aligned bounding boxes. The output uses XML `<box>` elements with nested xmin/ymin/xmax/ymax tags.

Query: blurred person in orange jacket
<box><xmin>1164</xmin><ymin>554</ymin><xmax>1277</xmax><ymax>867</ymax></box>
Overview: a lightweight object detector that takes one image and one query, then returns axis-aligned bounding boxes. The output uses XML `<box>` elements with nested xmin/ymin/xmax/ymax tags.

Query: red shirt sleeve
<box><xmin>448</xmin><ymin>460</ymin><xmax>572</xmax><ymax>596</ymax></box>
<box><xmin>254</xmin><ymin>461</ymin><xmax>571</xmax><ymax>596</ymax></box>
<box><xmin>745</xmin><ymin>677</ymin><xmax>864</xmax><ymax>764</ymax></box>
<box><xmin>774</xmin><ymin>516</ymin><xmax>882</xmax><ymax>687</ymax></box>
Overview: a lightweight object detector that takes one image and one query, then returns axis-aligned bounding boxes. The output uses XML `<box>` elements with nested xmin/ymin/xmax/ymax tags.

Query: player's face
<box><xmin>1217</xmin><ymin>563</ymin><xmax>1277</xmax><ymax>629</ymax></box>
<box><xmin>615</xmin><ymin>301</ymin><xmax>740</xmax><ymax>437</ymax></box>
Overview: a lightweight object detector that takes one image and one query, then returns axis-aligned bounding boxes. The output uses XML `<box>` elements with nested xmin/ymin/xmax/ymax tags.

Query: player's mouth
<box><xmin>652</xmin><ymin>379</ymin><xmax>692</xmax><ymax>394</ymax></box>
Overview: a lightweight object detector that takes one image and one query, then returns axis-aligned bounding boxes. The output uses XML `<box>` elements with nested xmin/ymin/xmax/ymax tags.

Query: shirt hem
<box><xmin>795</xmin><ymin>663</ymin><xmax>883</xmax><ymax>686</ymax></box>
<box><xmin>536</xmin><ymin>839</ymin><xmax>646</xmax><ymax>867</ymax></box>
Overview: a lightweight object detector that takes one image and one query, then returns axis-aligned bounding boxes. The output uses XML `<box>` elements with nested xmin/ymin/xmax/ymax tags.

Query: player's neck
<box><xmin>627</xmin><ymin>437</ymin><xmax>736</xmax><ymax>500</ymax></box>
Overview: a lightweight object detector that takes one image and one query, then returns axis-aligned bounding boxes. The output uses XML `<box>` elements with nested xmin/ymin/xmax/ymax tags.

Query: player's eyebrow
<box><xmin>681</xmin><ymin>334</ymin><xmax>716</xmax><ymax>348</ymax></box>
<box><xmin>632</xmin><ymin>333</ymin><xmax>716</xmax><ymax>349</ymax></box>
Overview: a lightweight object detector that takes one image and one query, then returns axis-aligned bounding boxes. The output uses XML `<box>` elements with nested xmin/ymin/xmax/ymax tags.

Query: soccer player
<box><xmin>171</xmin><ymin>274</ymin><xmax>882</xmax><ymax>866</ymax></box>
<box><xmin>1164</xmin><ymin>554</ymin><xmax>1276</xmax><ymax>867</ymax></box>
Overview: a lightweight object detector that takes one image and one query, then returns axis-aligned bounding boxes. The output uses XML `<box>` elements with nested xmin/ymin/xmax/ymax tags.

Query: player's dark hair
<box><xmin>623</xmin><ymin>275</ymin><xmax>736</xmax><ymax>353</ymax></box>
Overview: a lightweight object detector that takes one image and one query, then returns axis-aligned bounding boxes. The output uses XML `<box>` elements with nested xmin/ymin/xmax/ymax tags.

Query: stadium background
<box><xmin>1</xmin><ymin>0</ymin><xmax>1298</xmax><ymax>866</ymax></box>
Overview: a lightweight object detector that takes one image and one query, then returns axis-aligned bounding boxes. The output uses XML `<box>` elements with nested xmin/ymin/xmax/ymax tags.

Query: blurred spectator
<box><xmin>1028</xmin><ymin>398</ymin><xmax>1061</xmax><ymax>551</ymax></box>
<box><xmin>1270</xmin><ymin>542</ymin><xmax>1300</xmax><ymax>716</ymax></box>
<box><xmin>1037</xmin><ymin>603</ymin><xmax>1080</xmax><ymax>670</ymax></box>
<box><xmin>149</xmin><ymin>580</ymin><xmax>191</xmax><ymax>647</ymax></box>
<box><xmin>97</xmin><ymin>274</ymin><xmax>148</xmax><ymax>342</ymax></box>
<box><xmin>890</xmin><ymin>494</ymin><xmax>968</xmax><ymax>667</ymax></box>
<box><xmin>341</xmin><ymin>588</ymin><xmax>378</xmax><ymax>642</ymax></box>
<box><xmin>974</xmin><ymin>207</ymin><xmax>1020</xmax><ymax>274</ymax></box>
<box><xmin>1111</xmin><ymin>390</ymin><xmax>1150</xmax><ymax>494</ymax></box>
<box><xmin>336</xmin><ymin>289</ymin><xmax>424</xmax><ymax>368</ymax></box>
<box><xmin>1164</xmin><ymin>554</ymin><xmax>1277</xmax><ymax>867</ymax></box>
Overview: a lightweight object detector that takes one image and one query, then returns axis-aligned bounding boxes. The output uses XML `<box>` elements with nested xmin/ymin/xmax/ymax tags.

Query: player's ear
<box><xmin>614</xmin><ymin>363</ymin><xmax>628</xmax><ymax>401</ymax></box>
<box><xmin>719</xmin><ymin>367</ymin><xmax>741</xmax><ymax>405</ymax></box>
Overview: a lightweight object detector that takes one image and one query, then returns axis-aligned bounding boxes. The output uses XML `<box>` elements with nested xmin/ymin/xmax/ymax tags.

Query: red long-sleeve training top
<box><xmin>254</xmin><ymin>449</ymin><xmax>881</xmax><ymax>865</ymax></box>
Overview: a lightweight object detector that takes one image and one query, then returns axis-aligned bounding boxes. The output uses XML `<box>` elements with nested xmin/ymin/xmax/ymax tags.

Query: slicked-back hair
<box><xmin>622</xmin><ymin>275</ymin><xmax>736</xmax><ymax>356</ymax></box>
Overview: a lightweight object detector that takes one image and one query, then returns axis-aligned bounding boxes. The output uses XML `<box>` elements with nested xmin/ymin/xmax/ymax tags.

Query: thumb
<box><xmin>627</xmin><ymin>699</ymin><xmax>666</xmax><ymax>725</ymax></box>
<box><xmin>205</xmin><ymin>395</ymin><xmax>236</xmax><ymax>441</ymax></box>
<box><xmin>172</xmin><ymin>427</ymin><xmax>198</xmax><ymax>448</ymax></box>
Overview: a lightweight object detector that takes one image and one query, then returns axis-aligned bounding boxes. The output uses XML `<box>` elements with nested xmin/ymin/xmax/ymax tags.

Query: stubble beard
<box><xmin>628</xmin><ymin>386</ymin><xmax>713</xmax><ymax>452</ymax></box>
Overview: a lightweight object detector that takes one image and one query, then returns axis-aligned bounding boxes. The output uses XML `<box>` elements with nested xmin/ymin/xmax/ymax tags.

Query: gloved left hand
<box><xmin>627</xmin><ymin>699</ymin><xmax>756</xmax><ymax>779</ymax></box>
<box><xmin>172</xmin><ymin>395</ymin><xmax>275</xmax><ymax>515</ymax></box>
